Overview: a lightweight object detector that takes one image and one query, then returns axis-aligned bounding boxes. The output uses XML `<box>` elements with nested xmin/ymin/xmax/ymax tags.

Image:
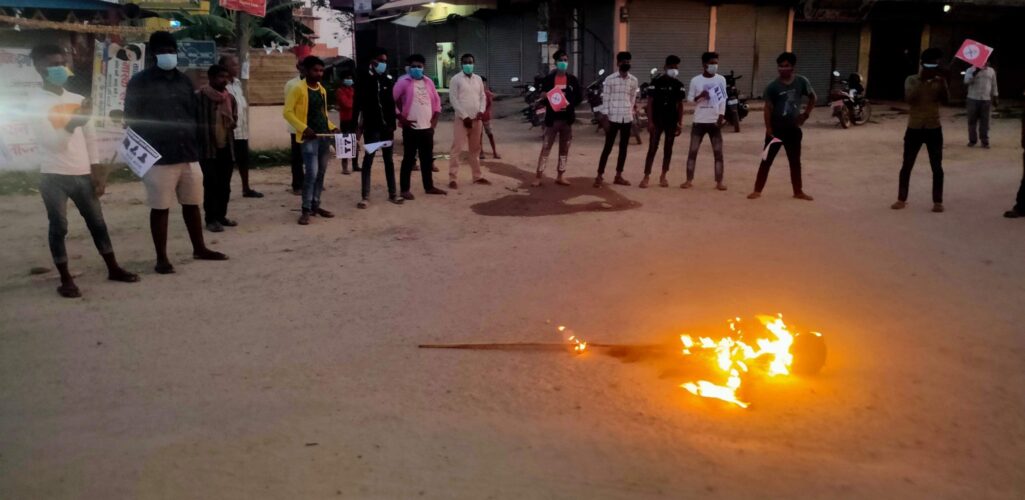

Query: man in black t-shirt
<box><xmin>641</xmin><ymin>55</ymin><xmax>686</xmax><ymax>188</ymax></box>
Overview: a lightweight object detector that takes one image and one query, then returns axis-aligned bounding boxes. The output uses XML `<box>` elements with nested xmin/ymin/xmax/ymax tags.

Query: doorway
<box><xmin>435</xmin><ymin>42</ymin><xmax>455</xmax><ymax>88</ymax></box>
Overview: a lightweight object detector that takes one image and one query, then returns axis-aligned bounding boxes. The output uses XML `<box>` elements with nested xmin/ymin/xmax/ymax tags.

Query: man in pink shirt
<box><xmin>393</xmin><ymin>53</ymin><xmax>447</xmax><ymax>199</ymax></box>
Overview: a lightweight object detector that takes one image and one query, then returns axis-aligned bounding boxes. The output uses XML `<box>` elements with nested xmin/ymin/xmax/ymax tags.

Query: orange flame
<box><xmin>559</xmin><ymin>325</ymin><xmax>587</xmax><ymax>353</ymax></box>
<box><xmin>680</xmin><ymin>314</ymin><xmax>803</xmax><ymax>409</ymax></box>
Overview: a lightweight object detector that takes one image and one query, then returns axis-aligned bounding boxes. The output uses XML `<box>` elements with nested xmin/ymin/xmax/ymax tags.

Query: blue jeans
<box><xmin>301</xmin><ymin>138</ymin><xmax>331</xmax><ymax>212</ymax></box>
<box><xmin>39</xmin><ymin>174</ymin><xmax>114</xmax><ymax>265</ymax></box>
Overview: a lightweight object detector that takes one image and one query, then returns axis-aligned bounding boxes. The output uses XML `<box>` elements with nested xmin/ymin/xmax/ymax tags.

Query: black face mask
<box><xmin>619</xmin><ymin>63</ymin><xmax>631</xmax><ymax>73</ymax></box>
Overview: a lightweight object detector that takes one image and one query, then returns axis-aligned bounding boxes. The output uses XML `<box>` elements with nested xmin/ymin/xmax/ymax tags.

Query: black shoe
<box><xmin>243</xmin><ymin>189</ymin><xmax>264</xmax><ymax>198</ymax></box>
<box><xmin>1004</xmin><ymin>209</ymin><xmax>1024</xmax><ymax>219</ymax></box>
<box><xmin>352</xmin><ymin>166</ymin><xmax>362</xmax><ymax>172</ymax></box>
<box><xmin>401</xmin><ymin>191</ymin><xmax>416</xmax><ymax>200</ymax></box>
<box><xmin>218</xmin><ymin>218</ymin><xmax>238</xmax><ymax>227</ymax></box>
<box><xmin>425</xmin><ymin>187</ymin><xmax>447</xmax><ymax>195</ymax></box>
<box><xmin>206</xmin><ymin>221</ymin><xmax>224</xmax><ymax>233</ymax></box>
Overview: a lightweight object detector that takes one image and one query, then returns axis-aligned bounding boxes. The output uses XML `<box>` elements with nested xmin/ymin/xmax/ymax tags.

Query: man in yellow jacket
<box><xmin>284</xmin><ymin>56</ymin><xmax>339</xmax><ymax>225</ymax></box>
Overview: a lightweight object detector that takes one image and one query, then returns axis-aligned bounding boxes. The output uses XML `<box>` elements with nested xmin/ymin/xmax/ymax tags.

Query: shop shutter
<box><xmin>715</xmin><ymin>3</ymin><xmax>757</xmax><ymax>97</ymax></box>
<box><xmin>792</xmin><ymin>23</ymin><xmax>835</xmax><ymax>101</ymax></box>
<box><xmin>753</xmin><ymin>6</ymin><xmax>789</xmax><ymax>98</ymax></box>
<box><xmin>487</xmin><ymin>14</ymin><xmax>524</xmax><ymax>93</ymax></box>
<box><xmin>834</xmin><ymin>24</ymin><xmax>861</xmax><ymax>83</ymax></box>
<box><xmin>629</xmin><ymin>0</ymin><xmax>710</xmax><ymax>80</ymax></box>
<box><xmin>457</xmin><ymin>18</ymin><xmax>488</xmax><ymax>78</ymax></box>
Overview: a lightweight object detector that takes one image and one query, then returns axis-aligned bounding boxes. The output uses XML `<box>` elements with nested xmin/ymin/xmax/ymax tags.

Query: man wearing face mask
<box><xmin>335</xmin><ymin>69</ymin><xmax>357</xmax><ymax>175</ymax></box>
<box><xmin>532</xmin><ymin>50</ymin><xmax>582</xmax><ymax>187</ymax></box>
<box><xmin>393</xmin><ymin>53</ymin><xmax>447</xmax><ymax>199</ymax></box>
<box><xmin>29</xmin><ymin>44</ymin><xmax>139</xmax><ymax>298</ymax></box>
<box><xmin>641</xmin><ymin>55</ymin><xmax>685</xmax><ymax>188</ymax></box>
<box><xmin>892</xmin><ymin>48</ymin><xmax>949</xmax><ymax>213</ymax></box>
<box><xmin>447</xmin><ymin>53</ymin><xmax>490</xmax><ymax>189</ymax></box>
<box><xmin>685</xmin><ymin>52</ymin><xmax>728</xmax><ymax>191</ymax></box>
<box><xmin>125</xmin><ymin>31</ymin><xmax>228</xmax><ymax>274</ymax></box>
<box><xmin>354</xmin><ymin>47</ymin><xmax>402</xmax><ymax>208</ymax></box>
<box><xmin>595</xmin><ymin>51</ymin><xmax>639</xmax><ymax>188</ymax></box>
<box><xmin>748</xmin><ymin>52</ymin><xmax>816</xmax><ymax>201</ymax></box>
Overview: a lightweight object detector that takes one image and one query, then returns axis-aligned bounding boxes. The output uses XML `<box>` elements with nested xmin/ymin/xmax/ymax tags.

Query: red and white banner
<box><xmin>955</xmin><ymin>39</ymin><xmax>994</xmax><ymax>68</ymax></box>
<box><xmin>221</xmin><ymin>0</ymin><xmax>266</xmax><ymax>17</ymax></box>
<box><xmin>547</xmin><ymin>88</ymin><xmax>568</xmax><ymax>112</ymax></box>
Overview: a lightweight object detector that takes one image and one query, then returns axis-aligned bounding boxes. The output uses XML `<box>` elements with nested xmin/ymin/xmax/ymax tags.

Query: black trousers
<box><xmin>898</xmin><ymin>127</ymin><xmax>944</xmax><ymax>203</ymax></box>
<box><xmin>644</xmin><ymin>123</ymin><xmax>677</xmax><ymax>175</ymax></box>
<box><xmin>290</xmin><ymin>133</ymin><xmax>304</xmax><ymax>191</ymax></box>
<box><xmin>360</xmin><ymin>128</ymin><xmax>396</xmax><ymax>199</ymax></box>
<box><xmin>754</xmin><ymin>127</ymin><xmax>803</xmax><ymax>194</ymax></box>
<box><xmin>1016</xmin><ymin>152</ymin><xmax>1025</xmax><ymax>213</ymax></box>
<box><xmin>200</xmin><ymin>146</ymin><xmax>233</xmax><ymax>223</ymax></box>
<box><xmin>401</xmin><ymin>127</ymin><xmax>436</xmax><ymax>193</ymax></box>
<box><xmin>598</xmin><ymin>122</ymin><xmax>632</xmax><ymax>176</ymax></box>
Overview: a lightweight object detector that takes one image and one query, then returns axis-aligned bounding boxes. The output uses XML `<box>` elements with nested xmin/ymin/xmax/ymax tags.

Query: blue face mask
<box><xmin>922</xmin><ymin>63</ymin><xmax>938</xmax><ymax>69</ymax></box>
<box><xmin>342</xmin><ymin>78</ymin><xmax>354</xmax><ymax>86</ymax></box>
<box><xmin>45</xmin><ymin>66</ymin><xmax>70</xmax><ymax>86</ymax></box>
<box><xmin>156</xmin><ymin>53</ymin><xmax>178</xmax><ymax>71</ymax></box>
<box><xmin>462</xmin><ymin>64</ymin><xmax>474</xmax><ymax>75</ymax></box>
<box><xmin>374</xmin><ymin>61</ymin><xmax>387</xmax><ymax>74</ymax></box>
<box><xmin>409</xmin><ymin>67</ymin><xmax>424</xmax><ymax>80</ymax></box>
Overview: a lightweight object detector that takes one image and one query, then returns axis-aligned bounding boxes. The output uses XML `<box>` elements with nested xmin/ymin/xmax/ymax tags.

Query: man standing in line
<box><xmin>892</xmin><ymin>48</ymin><xmax>949</xmax><ymax>213</ymax></box>
<box><xmin>594</xmin><ymin>51</ymin><xmax>638</xmax><ymax>188</ymax></box>
<box><xmin>1003</xmin><ymin>98</ymin><xmax>1025</xmax><ymax>218</ymax></box>
<box><xmin>284</xmin><ymin>56</ymin><xmax>339</xmax><ymax>225</ymax></box>
<box><xmin>748</xmin><ymin>52</ymin><xmax>816</xmax><ymax>201</ymax></box>
<box><xmin>196</xmin><ymin>64</ymin><xmax>238</xmax><ymax>232</ymax></box>
<box><xmin>221</xmin><ymin>55</ymin><xmax>262</xmax><ymax>198</ymax></box>
<box><xmin>335</xmin><ymin>68</ymin><xmax>357</xmax><ymax>175</ymax></box>
<box><xmin>393</xmin><ymin>53</ymin><xmax>447</xmax><ymax>199</ymax></box>
<box><xmin>531</xmin><ymin>50</ymin><xmax>582</xmax><ymax>187</ymax></box>
<box><xmin>964</xmin><ymin>60</ymin><xmax>998</xmax><ymax>148</ymax></box>
<box><xmin>284</xmin><ymin>60</ymin><xmax>307</xmax><ymax>194</ymax></box>
<box><xmin>124</xmin><ymin>31</ymin><xmax>228</xmax><ymax>274</ymax></box>
<box><xmin>30</xmin><ymin>44</ymin><xmax>139</xmax><ymax>297</ymax></box>
<box><xmin>640</xmin><ymin>55</ymin><xmax>685</xmax><ymax>189</ymax></box>
<box><xmin>447</xmin><ymin>53</ymin><xmax>491</xmax><ymax>189</ymax></box>
<box><xmin>354</xmin><ymin>47</ymin><xmax>402</xmax><ymax>208</ymax></box>
<box><xmin>683</xmin><ymin>52</ymin><xmax>728</xmax><ymax>191</ymax></box>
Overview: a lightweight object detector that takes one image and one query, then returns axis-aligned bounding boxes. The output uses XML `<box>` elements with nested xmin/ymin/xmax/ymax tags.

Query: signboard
<box><xmin>335</xmin><ymin>133</ymin><xmax>356</xmax><ymax>159</ymax></box>
<box><xmin>0</xmin><ymin>47</ymin><xmax>42</xmax><ymax>170</ymax></box>
<box><xmin>955</xmin><ymin>39</ymin><xmax>994</xmax><ymax>68</ymax></box>
<box><xmin>177</xmin><ymin>40</ymin><xmax>217</xmax><ymax>70</ymax></box>
<box><xmin>91</xmin><ymin>41</ymin><xmax>146</xmax><ymax>162</ymax></box>
<box><xmin>221</xmin><ymin>0</ymin><xmax>266</xmax><ymax>17</ymax></box>
<box><xmin>118</xmin><ymin>128</ymin><xmax>161</xmax><ymax>178</ymax></box>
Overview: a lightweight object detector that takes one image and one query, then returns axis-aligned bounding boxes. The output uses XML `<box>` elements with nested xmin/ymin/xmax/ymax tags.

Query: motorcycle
<box><xmin>515</xmin><ymin>76</ymin><xmax>547</xmax><ymax>128</ymax></box>
<box><xmin>587</xmin><ymin>68</ymin><xmax>608</xmax><ymax>129</ymax></box>
<box><xmin>829</xmin><ymin>70</ymin><xmax>871</xmax><ymax>129</ymax></box>
<box><xmin>724</xmin><ymin>70</ymin><xmax>749</xmax><ymax>133</ymax></box>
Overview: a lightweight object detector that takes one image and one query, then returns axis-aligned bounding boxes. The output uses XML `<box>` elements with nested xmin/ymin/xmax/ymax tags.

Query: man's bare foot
<box><xmin>473</xmin><ymin>178</ymin><xmax>492</xmax><ymax>185</ymax></box>
<box><xmin>449</xmin><ymin>181</ymin><xmax>458</xmax><ymax>189</ymax></box>
<box><xmin>716</xmin><ymin>183</ymin><xmax>728</xmax><ymax>191</ymax></box>
<box><xmin>298</xmin><ymin>212</ymin><xmax>310</xmax><ymax>225</ymax></box>
<box><xmin>659</xmin><ymin>176</ymin><xmax>669</xmax><ymax>187</ymax></box>
<box><xmin>891</xmin><ymin>201</ymin><xmax>907</xmax><ymax>210</ymax></box>
<box><xmin>680</xmin><ymin>180</ymin><xmax>693</xmax><ymax>189</ymax></box>
<box><xmin>493</xmin><ymin>153</ymin><xmax>502</xmax><ymax>159</ymax></box>
<box><xmin>793</xmin><ymin>192</ymin><xmax>814</xmax><ymax>201</ymax></box>
<box><xmin>747</xmin><ymin>191</ymin><xmax>761</xmax><ymax>199</ymax></box>
<box><xmin>154</xmin><ymin>261</ymin><xmax>176</xmax><ymax>274</ymax></box>
<box><xmin>555</xmin><ymin>177</ymin><xmax>571</xmax><ymax>186</ymax></box>
<box><xmin>932</xmin><ymin>203</ymin><xmax>944</xmax><ymax>213</ymax></box>
<box><xmin>108</xmin><ymin>268</ymin><xmax>139</xmax><ymax>283</ymax></box>
<box><xmin>531</xmin><ymin>178</ymin><xmax>543</xmax><ymax>187</ymax></box>
<box><xmin>593</xmin><ymin>176</ymin><xmax>603</xmax><ymax>188</ymax></box>
<box><xmin>194</xmin><ymin>249</ymin><xmax>229</xmax><ymax>261</ymax></box>
<box><xmin>57</xmin><ymin>281</ymin><xmax>81</xmax><ymax>298</ymax></box>
<box><xmin>613</xmin><ymin>176</ymin><xmax>631</xmax><ymax>186</ymax></box>
<box><xmin>639</xmin><ymin>176</ymin><xmax>650</xmax><ymax>188</ymax></box>
<box><xmin>357</xmin><ymin>199</ymin><xmax>369</xmax><ymax>209</ymax></box>
<box><xmin>314</xmin><ymin>207</ymin><xmax>335</xmax><ymax>218</ymax></box>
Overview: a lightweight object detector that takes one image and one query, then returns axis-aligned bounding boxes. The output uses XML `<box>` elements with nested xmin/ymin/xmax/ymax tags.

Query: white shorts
<box><xmin>142</xmin><ymin>162</ymin><xmax>204</xmax><ymax>210</ymax></box>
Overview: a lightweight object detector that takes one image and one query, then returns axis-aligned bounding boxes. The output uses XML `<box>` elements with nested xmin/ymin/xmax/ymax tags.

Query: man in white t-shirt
<box><xmin>393</xmin><ymin>53</ymin><xmax>447</xmax><ymax>199</ymax></box>
<box><xmin>29</xmin><ymin>45</ymin><xmax>138</xmax><ymax>298</ymax></box>
<box><xmin>684</xmin><ymin>51</ymin><xmax>728</xmax><ymax>190</ymax></box>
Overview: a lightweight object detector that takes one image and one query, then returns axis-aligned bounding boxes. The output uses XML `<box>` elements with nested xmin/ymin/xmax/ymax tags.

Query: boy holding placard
<box><xmin>684</xmin><ymin>51</ymin><xmax>728</xmax><ymax>190</ymax></box>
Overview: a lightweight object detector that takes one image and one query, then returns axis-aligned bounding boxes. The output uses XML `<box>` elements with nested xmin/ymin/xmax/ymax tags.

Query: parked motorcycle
<box><xmin>514</xmin><ymin>76</ymin><xmax>547</xmax><ymax>128</ymax></box>
<box><xmin>829</xmin><ymin>70</ymin><xmax>871</xmax><ymax>128</ymax></box>
<box><xmin>724</xmin><ymin>70</ymin><xmax>749</xmax><ymax>133</ymax></box>
<box><xmin>587</xmin><ymin>68</ymin><xmax>608</xmax><ymax>129</ymax></box>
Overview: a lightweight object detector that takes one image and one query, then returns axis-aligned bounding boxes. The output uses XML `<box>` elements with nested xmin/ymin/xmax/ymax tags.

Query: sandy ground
<box><xmin>2</xmin><ymin>104</ymin><xmax>1025</xmax><ymax>499</ymax></box>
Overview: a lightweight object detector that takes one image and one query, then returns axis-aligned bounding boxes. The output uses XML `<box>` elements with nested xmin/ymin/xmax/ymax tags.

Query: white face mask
<box><xmin>666</xmin><ymin>69</ymin><xmax>679</xmax><ymax>78</ymax></box>
<box><xmin>706</xmin><ymin>64</ymin><xmax>718</xmax><ymax>75</ymax></box>
<box><xmin>156</xmin><ymin>53</ymin><xmax>178</xmax><ymax>71</ymax></box>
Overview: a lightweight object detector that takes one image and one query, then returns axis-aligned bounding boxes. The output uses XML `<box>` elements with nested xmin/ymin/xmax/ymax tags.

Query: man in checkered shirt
<box><xmin>595</xmin><ymin>51</ymin><xmax>639</xmax><ymax>187</ymax></box>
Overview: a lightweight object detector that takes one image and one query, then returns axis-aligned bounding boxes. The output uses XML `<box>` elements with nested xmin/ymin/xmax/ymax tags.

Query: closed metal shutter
<box><xmin>629</xmin><ymin>0</ymin><xmax>710</xmax><ymax>80</ymax></box>
<box><xmin>412</xmin><ymin>26</ymin><xmax>437</xmax><ymax>80</ymax></box>
<box><xmin>520</xmin><ymin>9</ymin><xmax>545</xmax><ymax>82</ymax></box>
<box><xmin>458</xmin><ymin>18</ymin><xmax>488</xmax><ymax>78</ymax></box>
<box><xmin>487</xmin><ymin>15</ymin><xmax>524</xmax><ymax>93</ymax></box>
<box><xmin>715</xmin><ymin>3</ymin><xmax>757</xmax><ymax>97</ymax></box>
<box><xmin>834</xmin><ymin>25</ymin><xmax>861</xmax><ymax>83</ymax></box>
<box><xmin>792</xmin><ymin>23</ymin><xmax>834</xmax><ymax>100</ymax></box>
<box><xmin>753</xmin><ymin>6</ymin><xmax>789</xmax><ymax>98</ymax></box>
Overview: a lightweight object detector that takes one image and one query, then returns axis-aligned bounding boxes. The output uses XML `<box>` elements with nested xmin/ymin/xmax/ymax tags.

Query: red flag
<box><xmin>955</xmin><ymin>39</ymin><xmax>994</xmax><ymax>68</ymax></box>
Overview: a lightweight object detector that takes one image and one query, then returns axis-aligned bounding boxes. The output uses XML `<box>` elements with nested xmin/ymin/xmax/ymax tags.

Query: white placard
<box><xmin>335</xmin><ymin>133</ymin><xmax>356</xmax><ymax>159</ymax></box>
<box><xmin>364</xmin><ymin>140</ymin><xmax>393</xmax><ymax>154</ymax></box>
<box><xmin>708</xmin><ymin>84</ymin><xmax>726</xmax><ymax>108</ymax></box>
<box><xmin>117</xmin><ymin>128</ymin><xmax>161</xmax><ymax>178</ymax></box>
